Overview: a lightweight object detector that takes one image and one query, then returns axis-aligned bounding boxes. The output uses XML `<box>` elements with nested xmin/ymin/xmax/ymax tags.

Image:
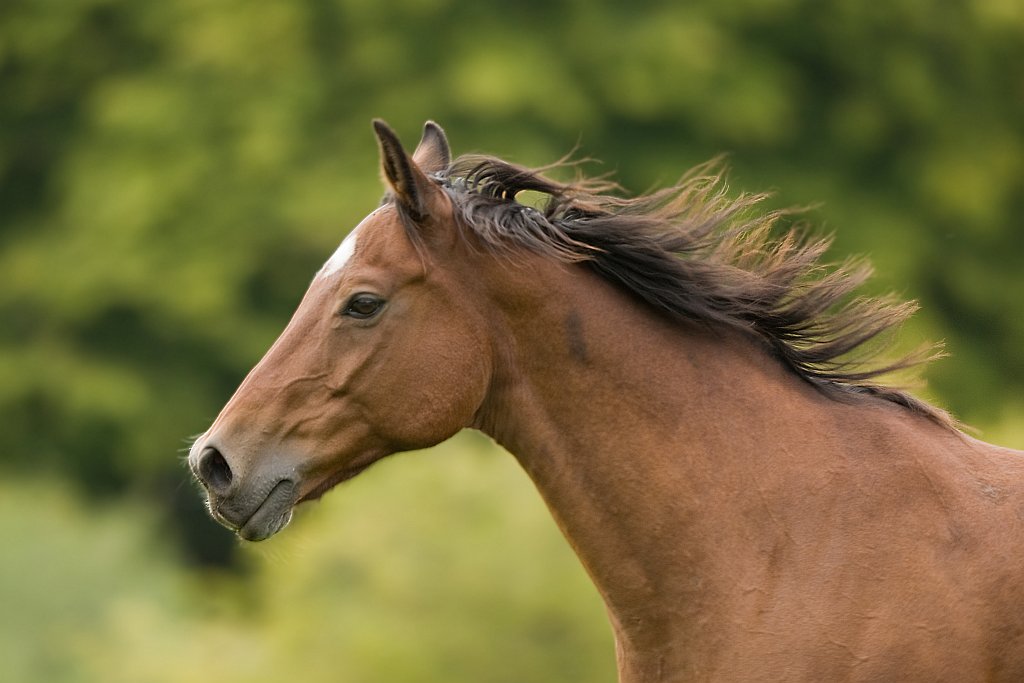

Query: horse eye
<box><xmin>343</xmin><ymin>294</ymin><xmax>384</xmax><ymax>319</ymax></box>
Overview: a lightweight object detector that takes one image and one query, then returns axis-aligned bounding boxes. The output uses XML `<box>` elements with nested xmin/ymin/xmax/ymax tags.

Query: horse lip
<box><xmin>235</xmin><ymin>479</ymin><xmax>297</xmax><ymax>542</ymax></box>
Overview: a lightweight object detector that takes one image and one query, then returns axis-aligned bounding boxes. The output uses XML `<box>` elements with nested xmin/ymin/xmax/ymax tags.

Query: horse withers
<box><xmin>190</xmin><ymin>120</ymin><xmax>1024</xmax><ymax>681</ymax></box>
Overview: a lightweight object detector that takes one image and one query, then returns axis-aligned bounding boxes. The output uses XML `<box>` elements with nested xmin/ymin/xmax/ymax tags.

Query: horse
<box><xmin>188</xmin><ymin>120</ymin><xmax>1024</xmax><ymax>681</ymax></box>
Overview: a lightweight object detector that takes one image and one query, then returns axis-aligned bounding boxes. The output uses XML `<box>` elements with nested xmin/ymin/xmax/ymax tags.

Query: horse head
<box><xmin>188</xmin><ymin>121</ymin><xmax>494</xmax><ymax>540</ymax></box>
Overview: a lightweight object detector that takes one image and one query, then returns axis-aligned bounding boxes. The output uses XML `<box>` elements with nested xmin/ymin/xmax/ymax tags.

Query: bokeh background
<box><xmin>3</xmin><ymin>0</ymin><xmax>1023</xmax><ymax>681</ymax></box>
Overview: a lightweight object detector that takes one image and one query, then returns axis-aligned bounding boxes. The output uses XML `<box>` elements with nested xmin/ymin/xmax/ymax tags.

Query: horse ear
<box><xmin>411</xmin><ymin>121</ymin><xmax>450</xmax><ymax>175</ymax></box>
<box><xmin>373</xmin><ymin>119</ymin><xmax>438</xmax><ymax>221</ymax></box>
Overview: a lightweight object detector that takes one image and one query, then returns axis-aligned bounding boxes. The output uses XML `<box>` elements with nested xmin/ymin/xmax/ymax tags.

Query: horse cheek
<box><xmin>373</xmin><ymin>328</ymin><xmax>490</xmax><ymax>451</ymax></box>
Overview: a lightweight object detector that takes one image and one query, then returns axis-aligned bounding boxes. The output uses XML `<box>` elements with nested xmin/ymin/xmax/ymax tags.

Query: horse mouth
<box><xmin>231</xmin><ymin>479</ymin><xmax>297</xmax><ymax>542</ymax></box>
<box><xmin>205</xmin><ymin>453</ymin><xmax>381</xmax><ymax>540</ymax></box>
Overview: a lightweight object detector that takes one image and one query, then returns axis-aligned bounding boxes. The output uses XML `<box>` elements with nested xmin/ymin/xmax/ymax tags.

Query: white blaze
<box><xmin>318</xmin><ymin>219</ymin><xmax>366</xmax><ymax>279</ymax></box>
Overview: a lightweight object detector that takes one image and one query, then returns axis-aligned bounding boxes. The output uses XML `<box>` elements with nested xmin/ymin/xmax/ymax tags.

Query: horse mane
<box><xmin>433</xmin><ymin>153</ymin><xmax>954</xmax><ymax>429</ymax></box>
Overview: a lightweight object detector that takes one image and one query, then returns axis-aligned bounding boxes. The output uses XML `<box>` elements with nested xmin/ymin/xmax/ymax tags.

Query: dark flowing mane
<box><xmin>431</xmin><ymin>154</ymin><xmax>953</xmax><ymax>429</ymax></box>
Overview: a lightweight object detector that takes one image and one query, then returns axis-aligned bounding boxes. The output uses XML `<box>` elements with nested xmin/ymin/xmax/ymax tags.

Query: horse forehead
<box><xmin>320</xmin><ymin>231</ymin><xmax>358</xmax><ymax>278</ymax></box>
<box><xmin>317</xmin><ymin>206</ymin><xmax>400</xmax><ymax>279</ymax></box>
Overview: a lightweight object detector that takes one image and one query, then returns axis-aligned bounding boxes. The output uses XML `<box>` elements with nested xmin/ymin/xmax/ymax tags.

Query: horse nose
<box><xmin>195</xmin><ymin>445</ymin><xmax>234</xmax><ymax>495</ymax></box>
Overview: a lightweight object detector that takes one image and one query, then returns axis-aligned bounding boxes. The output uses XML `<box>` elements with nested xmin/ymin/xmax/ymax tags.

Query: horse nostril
<box><xmin>197</xmin><ymin>446</ymin><xmax>233</xmax><ymax>494</ymax></box>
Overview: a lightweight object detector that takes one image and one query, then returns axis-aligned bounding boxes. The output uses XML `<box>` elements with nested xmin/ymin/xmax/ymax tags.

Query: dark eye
<box><xmin>343</xmin><ymin>294</ymin><xmax>384</xmax><ymax>319</ymax></box>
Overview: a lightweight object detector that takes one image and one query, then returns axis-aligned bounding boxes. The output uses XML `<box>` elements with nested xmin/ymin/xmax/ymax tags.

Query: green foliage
<box><xmin>2</xmin><ymin>0</ymin><xmax>1023</xmax><ymax>680</ymax></box>
<box><xmin>0</xmin><ymin>476</ymin><xmax>190</xmax><ymax>682</ymax></box>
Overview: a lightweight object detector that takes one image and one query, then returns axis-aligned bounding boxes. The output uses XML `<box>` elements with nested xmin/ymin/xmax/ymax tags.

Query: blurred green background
<box><xmin>2</xmin><ymin>0</ymin><xmax>1023</xmax><ymax>681</ymax></box>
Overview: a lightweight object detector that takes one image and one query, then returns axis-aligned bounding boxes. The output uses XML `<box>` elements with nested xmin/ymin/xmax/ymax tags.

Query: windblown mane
<box><xmin>432</xmin><ymin>154</ymin><xmax>953</xmax><ymax>429</ymax></box>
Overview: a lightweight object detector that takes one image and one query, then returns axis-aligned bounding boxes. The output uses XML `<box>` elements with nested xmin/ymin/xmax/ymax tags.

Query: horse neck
<box><xmin>473</xmin><ymin>258</ymin><xmax>849</xmax><ymax>676</ymax></box>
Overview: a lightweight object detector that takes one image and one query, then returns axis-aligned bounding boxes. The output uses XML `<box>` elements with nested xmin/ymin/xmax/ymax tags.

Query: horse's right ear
<box><xmin>373</xmin><ymin>119</ymin><xmax>439</xmax><ymax>221</ymax></box>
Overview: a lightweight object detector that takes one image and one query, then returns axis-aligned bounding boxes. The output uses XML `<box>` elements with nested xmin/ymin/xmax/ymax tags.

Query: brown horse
<box><xmin>189</xmin><ymin>120</ymin><xmax>1024</xmax><ymax>681</ymax></box>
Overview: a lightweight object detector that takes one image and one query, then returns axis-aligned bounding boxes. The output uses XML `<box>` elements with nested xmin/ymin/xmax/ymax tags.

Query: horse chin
<box><xmin>298</xmin><ymin>460</ymin><xmax>375</xmax><ymax>504</ymax></box>
<box><xmin>235</xmin><ymin>479</ymin><xmax>297</xmax><ymax>542</ymax></box>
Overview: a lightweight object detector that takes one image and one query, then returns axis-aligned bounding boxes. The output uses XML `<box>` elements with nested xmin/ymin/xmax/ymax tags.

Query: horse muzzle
<box><xmin>189</xmin><ymin>442</ymin><xmax>299</xmax><ymax>541</ymax></box>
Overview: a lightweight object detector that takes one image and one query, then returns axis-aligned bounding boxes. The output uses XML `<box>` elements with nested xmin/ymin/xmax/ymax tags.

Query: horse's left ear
<box><xmin>373</xmin><ymin>119</ymin><xmax>445</xmax><ymax>221</ymax></box>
